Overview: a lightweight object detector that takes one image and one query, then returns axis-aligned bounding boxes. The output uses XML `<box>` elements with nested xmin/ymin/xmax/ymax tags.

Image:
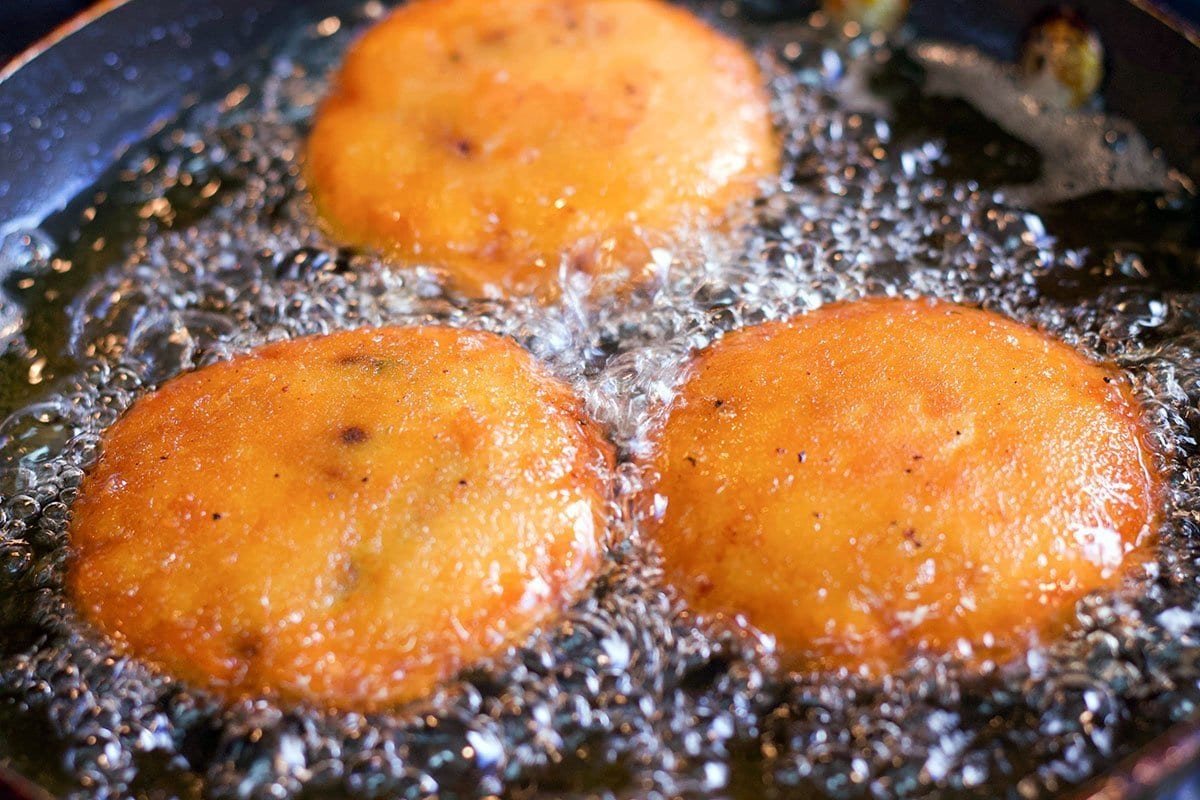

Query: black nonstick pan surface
<box><xmin>0</xmin><ymin>1</ymin><xmax>1198</xmax><ymax>798</ymax></box>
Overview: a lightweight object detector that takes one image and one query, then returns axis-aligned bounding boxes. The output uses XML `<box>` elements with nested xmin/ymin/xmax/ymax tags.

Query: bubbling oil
<box><xmin>0</xmin><ymin>2</ymin><xmax>1198</xmax><ymax>799</ymax></box>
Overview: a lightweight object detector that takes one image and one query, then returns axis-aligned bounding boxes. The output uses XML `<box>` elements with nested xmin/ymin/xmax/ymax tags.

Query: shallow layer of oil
<box><xmin>0</xmin><ymin>3</ymin><xmax>1199</xmax><ymax>799</ymax></box>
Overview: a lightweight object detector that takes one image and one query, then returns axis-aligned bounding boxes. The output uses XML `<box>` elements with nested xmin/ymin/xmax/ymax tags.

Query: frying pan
<box><xmin>0</xmin><ymin>0</ymin><xmax>1198</xmax><ymax>798</ymax></box>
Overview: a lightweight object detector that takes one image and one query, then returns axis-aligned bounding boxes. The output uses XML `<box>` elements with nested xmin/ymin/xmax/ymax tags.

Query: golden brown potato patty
<box><xmin>70</xmin><ymin>327</ymin><xmax>613</xmax><ymax>709</ymax></box>
<box><xmin>645</xmin><ymin>298</ymin><xmax>1160</xmax><ymax>671</ymax></box>
<box><xmin>307</xmin><ymin>0</ymin><xmax>778</xmax><ymax>298</ymax></box>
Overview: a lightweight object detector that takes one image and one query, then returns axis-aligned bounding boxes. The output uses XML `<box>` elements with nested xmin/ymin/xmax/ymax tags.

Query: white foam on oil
<box><xmin>0</xmin><ymin>3</ymin><xmax>1196</xmax><ymax>800</ymax></box>
<box><xmin>912</xmin><ymin>41</ymin><xmax>1174</xmax><ymax>205</ymax></box>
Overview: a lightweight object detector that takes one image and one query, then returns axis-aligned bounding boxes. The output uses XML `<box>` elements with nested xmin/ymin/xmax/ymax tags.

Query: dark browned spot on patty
<box><xmin>340</xmin><ymin>426</ymin><xmax>369</xmax><ymax>445</ymax></box>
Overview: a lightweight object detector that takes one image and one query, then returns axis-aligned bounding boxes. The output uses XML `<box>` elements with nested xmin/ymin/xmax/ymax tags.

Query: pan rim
<box><xmin>0</xmin><ymin>1</ymin><xmax>1197</xmax><ymax>799</ymax></box>
<box><xmin>3</xmin><ymin>0</ymin><xmax>1197</xmax><ymax>86</ymax></box>
<box><xmin>1124</xmin><ymin>0</ymin><xmax>1200</xmax><ymax>46</ymax></box>
<box><xmin>0</xmin><ymin>0</ymin><xmax>134</xmax><ymax>84</ymax></box>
